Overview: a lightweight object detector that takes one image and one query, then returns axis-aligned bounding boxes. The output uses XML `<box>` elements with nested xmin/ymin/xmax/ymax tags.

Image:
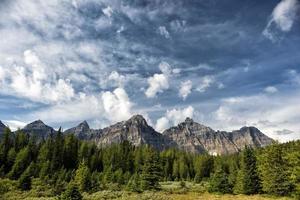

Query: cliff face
<box><xmin>9</xmin><ymin>115</ymin><xmax>274</xmax><ymax>155</ymax></box>
<box><xmin>0</xmin><ymin>120</ymin><xmax>7</xmax><ymax>136</ymax></box>
<box><xmin>64</xmin><ymin>121</ymin><xmax>101</xmax><ymax>140</ymax></box>
<box><xmin>91</xmin><ymin>115</ymin><xmax>172</xmax><ymax>150</ymax></box>
<box><xmin>162</xmin><ymin>118</ymin><xmax>274</xmax><ymax>155</ymax></box>
<box><xmin>21</xmin><ymin>120</ymin><xmax>56</xmax><ymax>139</ymax></box>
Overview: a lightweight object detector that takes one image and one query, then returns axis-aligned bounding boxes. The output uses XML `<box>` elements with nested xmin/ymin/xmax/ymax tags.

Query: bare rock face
<box><xmin>21</xmin><ymin>120</ymin><xmax>56</xmax><ymax>139</ymax></box>
<box><xmin>6</xmin><ymin>115</ymin><xmax>274</xmax><ymax>155</ymax></box>
<box><xmin>64</xmin><ymin>121</ymin><xmax>94</xmax><ymax>139</ymax></box>
<box><xmin>91</xmin><ymin>115</ymin><xmax>172</xmax><ymax>150</ymax></box>
<box><xmin>163</xmin><ymin>118</ymin><xmax>274</xmax><ymax>155</ymax></box>
<box><xmin>0</xmin><ymin>120</ymin><xmax>7</xmax><ymax>136</ymax></box>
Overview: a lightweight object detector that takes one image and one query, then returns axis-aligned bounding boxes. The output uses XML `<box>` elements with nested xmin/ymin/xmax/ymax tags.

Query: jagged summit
<box><xmin>64</xmin><ymin>120</ymin><xmax>93</xmax><ymax>139</ymax></box>
<box><xmin>22</xmin><ymin>119</ymin><xmax>56</xmax><ymax>138</ymax></box>
<box><xmin>0</xmin><ymin>120</ymin><xmax>7</xmax><ymax>135</ymax></box>
<box><xmin>184</xmin><ymin>117</ymin><xmax>194</xmax><ymax>124</ymax></box>
<box><xmin>163</xmin><ymin>119</ymin><xmax>273</xmax><ymax>154</ymax></box>
<box><xmin>93</xmin><ymin>114</ymin><xmax>170</xmax><ymax>150</ymax></box>
<box><xmin>2</xmin><ymin>115</ymin><xmax>274</xmax><ymax>154</ymax></box>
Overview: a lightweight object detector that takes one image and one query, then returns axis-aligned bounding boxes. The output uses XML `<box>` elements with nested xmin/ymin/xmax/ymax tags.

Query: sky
<box><xmin>0</xmin><ymin>0</ymin><xmax>299</xmax><ymax>142</ymax></box>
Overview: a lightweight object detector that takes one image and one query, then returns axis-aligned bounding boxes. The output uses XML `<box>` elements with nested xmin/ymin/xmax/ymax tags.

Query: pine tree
<box><xmin>141</xmin><ymin>148</ymin><xmax>161</xmax><ymax>190</ymax></box>
<box><xmin>60</xmin><ymin>182</ymin><xmax>82</xmax><ymax>200</ymax></box>
<box><xmin>8</xmin><ymin>147</ymin><xmax>31</xmax><ymax>179</ymax></box>
<box><xmin>208</xmin><ymin>167</ymin><xmax>232</xmax><ymax>194</ymax></box>
<box><xmin>74</xmin><ymin>160</ymin><xmax>91</xmax><ymax>192</ymax></box>
<box><xmin>18</xmin><ymin>163</ymin><xmax>34</xmax><ymax>191</ymax></box>
<box><xmin>127</xmin><ymin>173</ymin><xmax>142</xmax><ymax>192</ymax></box>
<box><xmin>0</xmin><ymin>128</ymin><xmax>12</xmax><ymax>172</ymax></box>
<box><xmin>51</xmin><ymin>128</ymin><xmax>64</xmax><ymax>171</ymax></box>
<box><xmin>258</xmin><ymin>143</ymin><xmax>293</xmax><ymax>196</ymax></box>
<box><xmin>234</xmin><ymin>146</ymin><xmax>261</xmax><ymax>194</ymax></box>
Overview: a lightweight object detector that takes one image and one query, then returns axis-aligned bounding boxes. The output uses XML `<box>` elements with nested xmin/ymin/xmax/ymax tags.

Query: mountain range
<box><xmin>0</xmin><ymin>115</ymin><xmax>274</xmax><ymax>155</ymax></box>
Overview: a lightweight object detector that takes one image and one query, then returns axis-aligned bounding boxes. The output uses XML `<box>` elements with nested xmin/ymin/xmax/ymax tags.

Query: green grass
<box><xmin>0</xmin><ymin>179</ymin><xmax>295</xmax><ymax>200</ymax></box>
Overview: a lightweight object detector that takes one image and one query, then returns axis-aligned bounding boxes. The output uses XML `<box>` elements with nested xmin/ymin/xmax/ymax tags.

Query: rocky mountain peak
<box><xmin>22</xmin><ymin>120</ymin><xmax>55</xmax><ymax>138</ymax></box>
<box><xmin>64</xmin><ymin>120</ymin><xmax>93</xmax><ymax>139</ymax></box>
<box><xmin>127</xmin><ymin>114</ymin><xmax>148</xmax><ymax>126</ymax></box>
<box><xmin>0</xmin><ymin>120</ymin><xmax>7</xmax><ymax>135</ymax></box>
<box><xmin>0</xmin><ymin>120</ymin><xmax>6</xmax><ymax>128</ymax></box>
<box><xmin>184</xmin><ymin>117</ymin><xmax>194</xmax><ymax>124</ymax></box>
<box><xmin>78</xmin><ymin>120</ymin><xmax>89</xmax><ymax>129</ymax></box>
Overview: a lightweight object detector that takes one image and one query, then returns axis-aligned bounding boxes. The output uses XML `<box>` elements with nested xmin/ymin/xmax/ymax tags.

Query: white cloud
<box><xmin>263</xmin><ymin>0</ymin><xmax>299</xmax><ymax>41</ymax></box>
<box><xmin>155</xmin><ymin>117</ymin><xmax>169</xmax><ymax>133</ymax></box>
<box><xmin>3</xmin><ymin>50</ymin><xmax>75</xmax><ymax>103</ymax></box>
<box><xmin>179</xmin><ymin>80</ymin><xmax>192</xmax><ymax>100</ymax></box>
<box><xmin>213</xmin><ymin>93</ymin><xmax>300</xmax><ymax>142</ymax></box>
<box><xmin>196</xmin><ymin>76</ymin><xmax>215</xmax><ymax>93</ymax></box>
<box><xmin>31</xmin><ymin>94</ymin><xmax>103</xmax><ymax>124</ymax></box>
<box><xmin>197</xmin><ymin>63</ymin><xmax>213</xmax><ymax>70</ymax></box>
<box><xmin>159</xmin><ymin>61</ymin><xmax>172</xmax><ymax>75</ymax></box>
<box><xmin>103</xmin><ymin>6</ymin><xmax>113</xmax><ymax>18</ymax></box>
<box><xmin>108</xmin><ymin>71</ymin><xmax>126</xmax><ymax>87</ymax></box>
<box><xmin>2</xmin><ymin>120</ymin><xmax>27</xmax><ymax>131</ymax></box>
<box><xmin>155</xmin><ymin>106</ymin><xmax>194</xmax><ymax>132</ymax></box>
<box><xmin>102</xmin><ymin>87</ymin><xmax>133</xmax><ymax>122</ymax></box>
<box><xmin>145</xmin><ymin>74</ymin><xmax>169</xmax><ymax>98</ymax></box>
<box><xmin>158</xmin><ymin>26</ymin><xmax>170</xmax><ymax>39</ymax></box>
<box><xmin>145</xmin><ymin>62</ymin><xmax>172</xmax><ymax>98</ymax></box>
<box><xmin>264</xmin><ymin>86</ymin><xmax>278</xmax><ymax>93</ymax></box>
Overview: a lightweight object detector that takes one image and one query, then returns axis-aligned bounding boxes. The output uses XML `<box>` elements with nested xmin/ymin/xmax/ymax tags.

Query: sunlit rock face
<box><xmin>90</xmin><ymin>115</ymin><xmax>174</xmax><ymax>151</ymax></box>
<box><xmin>21</xmin><ymin>120</ymin><xmax>56</xmax><ymax>139</ymax></box>
<box><xmin>162</xmin><ymin>118</ymin><xmax>274</xmax><ymax>154</ymax></box>
<box><xmin>0</xmin><ymin>120</ymin><xmax>7</xmax><ymax>136</ymax></box>
<box><xmin>17</xmin><ymin>115</ymin><xmax>273</xmax><ymax>154</ymax></box>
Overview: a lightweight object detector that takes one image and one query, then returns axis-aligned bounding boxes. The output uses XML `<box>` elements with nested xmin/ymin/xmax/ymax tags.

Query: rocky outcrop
<box><xmin>64</xmin><ymin>121</ymin><xmax>99</xmax><ymax>140</ymax></box>
<box><xmin>162</xmin><ymin>118</ymin><xmax>274</xmax><ymax>155</ymax></box>
<box><xmin>0</xmin><ymin>120</ymin><xmax>7</xmax><ymax>136</ymax></box>
<box><xmin>21</xmin><ymin>120</ymin><xmax>56</xmax><ymax>139</ymax></box>
<box><xmin>2</xmin><ymin>115</ymin><xmax>274</xmax><ymax>155</ymax></box>
<box><xmin>91</xmin><ymin>115</ymin><xmax>173</xmax><ymax>150</ymax></box>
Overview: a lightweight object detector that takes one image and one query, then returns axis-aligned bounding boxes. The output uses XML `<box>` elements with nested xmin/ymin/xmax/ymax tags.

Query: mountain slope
<box><xmin>21</xmin><ymin>120</ymin><xmax>56</xmax><ymax>138</ymax></box>
<box><xmin>2</xmin><ymin>115</ymin><xmax>274</xmax><ymax>154</ymax></box>
<box><xmin>162</xmin><ymin>118</ymin><xmax>274</xmax><ymax>155</ymax></box>
<box><xmin>0</xmin><ymin>120</ymin><xmax>7</xmax><ymax>136</ymax></box>
<box><xmin>64</xmin><ymin>120</ymin><xmax>100</xmax><ymax>139</ymax></box>
<box><xmin>91</xmin><ymin>115</ymin><xmax>173</xmax><ymax>150</ymax></box>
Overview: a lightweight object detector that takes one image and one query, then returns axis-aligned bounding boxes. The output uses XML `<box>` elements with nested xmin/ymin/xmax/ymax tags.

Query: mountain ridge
<box><xmin>2</xmin><ymin>115</ymin><xmax>274</xmax><ymax>154</ymax></box>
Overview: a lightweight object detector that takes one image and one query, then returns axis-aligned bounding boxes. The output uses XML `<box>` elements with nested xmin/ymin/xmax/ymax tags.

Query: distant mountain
<box><xmin>90</xmin><ymin>115</ymin><xmax>172</xmax><ymax>150</ymax></box>
<box><xmin>64</xmin><ymin>120</ymin><xmax>100</xmax><ymax>140</ymax></box>
<box><xmin>0</xmin><ymin>120</ymin><xmax>7</xmax><ymax>136</ymax></box>
<box><xmin>162</xmin><ymin>118</ymin><xmax>274</xmax><ymax>155</ymax></box>
<box><xmin>21</xmin><ymin>120</ymin><xmax>56</xmax><ymax>139</ymax></box>
<box><xmin>1</xmin><ymin>115</ymin><xmax>274</xmax><ymax>154</ymax></box>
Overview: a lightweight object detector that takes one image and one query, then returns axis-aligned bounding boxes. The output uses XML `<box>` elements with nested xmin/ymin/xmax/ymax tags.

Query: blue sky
<box><xmin>0</xmin><ymin>0</ymin><xmax>299</xmax><ymax>141</ymax></box>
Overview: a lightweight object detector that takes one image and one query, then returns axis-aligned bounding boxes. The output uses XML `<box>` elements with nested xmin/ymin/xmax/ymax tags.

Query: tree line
<box><xmin>0</xmin><ymin>127</ymin><xmax>299</xmax><ymax>199</ymax></box>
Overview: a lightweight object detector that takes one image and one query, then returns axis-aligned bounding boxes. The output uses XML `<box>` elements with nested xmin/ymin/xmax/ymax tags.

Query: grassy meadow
<box><xmin>0</xmin><ymin>179</ymin><xmax>294</xmax><ymax>200</ymax></box>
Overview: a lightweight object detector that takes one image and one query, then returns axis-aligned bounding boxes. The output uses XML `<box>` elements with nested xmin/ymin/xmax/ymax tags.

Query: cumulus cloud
<box><xmin>145</xmin><ymin>62</ymin><xmax>172</xmax><ymax>98</ymax></box>
<box><xmin>102</xmin><ymin>6</ymin><xmax>113</xmax><ymax>18</ymax></box>
<box><xmin>102</xmin><ymin>87</ymin><xmax>133</xmax><ymax>122</ymax></box>
<box><xmin>213</xmin><ymin>93</ymin><xmax>300</xmax><ymax>142</ymax></box>
<box><xmin>179</xmin><ymin>80</ymin><xmax>192</xmax><ymax>100</ymax></box>
<box><xmin>263</xmin><ymin>0</ymin><xmax>299</xmax><ymax>41</ymax></box>
<box><xmin>264</xmin><ymin>86</ymin><xmax>278</xmax><ymax>93</ymax></box>
<box><xmin>155</xmin><ymin>106</ymin><xmax>194</xmax><ymax>132</ymax></box>
<box><xmin>158</xmin><ymin>26</ymin><xmax>170</xmax><ymax>39</ymax></box>
<box><xmin>1</xmin><ymin>50</ymin><xmax>75</xmax><ymax>103</ymax></box>
<box><xmin>108</xmin><ymin>71</ymin><xmax>126</xmax><ymax>87</ymax></box>
<box><xmin>159</xmin><ymin>62</ymin><xmax>172</xmax><ymax>75</ymax></box>
<box><xmin>145</xmin><ymin>74</ymin><xmax>169</xmax><ymax>98</ymax></box>
<box><xmin>196</xmin><ymin>76</ymin><xmax>215</xmax><ymax>93</ymax></box>
<box><xmin>31</xmin><ymin>93</ymin><xmax>103</xmax><ymax>124</ymax></box>
<box><xmin>2</xmin><ymin>120</ymin><xmax>27</xmax><ymax>131</ymax></box>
